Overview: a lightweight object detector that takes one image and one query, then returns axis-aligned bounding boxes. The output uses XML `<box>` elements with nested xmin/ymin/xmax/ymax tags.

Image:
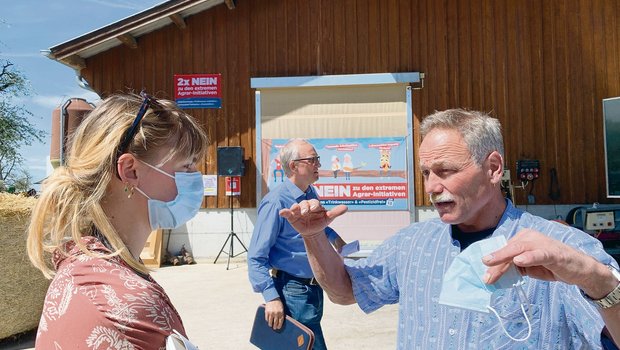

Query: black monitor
<box><xmin>603</xmin><ymin>97</ymin><xmax>620</xmax><ymax>198</ymax></box>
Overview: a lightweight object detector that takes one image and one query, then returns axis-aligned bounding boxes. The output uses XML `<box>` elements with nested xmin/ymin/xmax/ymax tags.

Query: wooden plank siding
<box><xmin>80</xmin><ymin>0</ymin><xmax>620</xmax><ymax>209</ymax></box>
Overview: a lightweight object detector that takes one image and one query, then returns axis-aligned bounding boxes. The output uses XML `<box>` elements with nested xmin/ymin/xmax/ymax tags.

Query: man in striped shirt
<box><xmin>281</xmin><ymin>109</ymin><xmax>620</xmax><ymax>349</ymax></box>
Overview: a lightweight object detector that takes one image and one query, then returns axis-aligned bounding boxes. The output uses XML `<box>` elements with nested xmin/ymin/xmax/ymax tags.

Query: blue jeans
<box><xmin>273</xmin><ymin>273</ymin><xmax>327</xmax><ymax>350</ymax></box>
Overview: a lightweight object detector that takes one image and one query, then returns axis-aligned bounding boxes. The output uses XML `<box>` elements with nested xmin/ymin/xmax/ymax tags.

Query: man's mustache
<box><xmin>430</xmin><ymin>193</ymin><xmax>454</xmax><ymax>204</ymax></box>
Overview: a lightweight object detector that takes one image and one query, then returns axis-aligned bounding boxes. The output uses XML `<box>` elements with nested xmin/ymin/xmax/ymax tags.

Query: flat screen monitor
<box><xmin>603</xmin><ymin>97</ymin><xmax>620</xmax><ymax>198</ymax></box>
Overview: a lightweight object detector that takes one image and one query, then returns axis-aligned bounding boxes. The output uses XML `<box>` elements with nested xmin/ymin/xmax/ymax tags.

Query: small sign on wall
<box><xmin>203</xmin><ymin>174</ymin><xmax>217</xmax><ymax>196</ymax></box>
<box><xmin>225</xmin><ymin>176</ymin><xmax>241</xmax><ymax>196</ymax></box>
<box><xmin>174</xmin><ymin>73</ymin><xmax>222</xmax><ymax>109</ymax></box>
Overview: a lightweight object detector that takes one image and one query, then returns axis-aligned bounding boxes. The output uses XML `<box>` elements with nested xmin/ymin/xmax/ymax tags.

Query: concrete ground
<box><xmin>157</xmin><ymin>258</ymin><xmax>398</xmax><ymax>349</ymax></box>
<box><xmin>5</xmin><ymin>258</ymin><xmax>398</xmax><ymax>350</ymax></box>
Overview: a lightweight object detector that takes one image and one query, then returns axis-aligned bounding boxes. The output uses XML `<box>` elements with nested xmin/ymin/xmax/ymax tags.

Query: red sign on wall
<box><xmin>225</xmin><ymin>176</ymin><xmax>241</xmax><ymax>196</ymax></box>
<box><xmin>174</xmin><ymin>73</ymin><xmax>222</xmax><ymax>109</ymax></box>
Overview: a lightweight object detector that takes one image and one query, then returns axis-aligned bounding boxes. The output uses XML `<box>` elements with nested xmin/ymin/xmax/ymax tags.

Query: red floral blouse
<box><xmin>35</xmin><ymin>236</ymin><xmax>186</xmax><ymax>350</ymax></box>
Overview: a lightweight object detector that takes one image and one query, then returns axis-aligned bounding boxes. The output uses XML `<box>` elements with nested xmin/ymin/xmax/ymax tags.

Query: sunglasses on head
<box><xmin>115</xmin><ymin>91</ymin><xmax>156</xmax><ymax>179</ymax></box>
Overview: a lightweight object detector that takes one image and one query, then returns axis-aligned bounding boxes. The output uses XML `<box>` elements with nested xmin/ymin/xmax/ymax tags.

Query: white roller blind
<box><xmin>260</xmin><ymin>84</ymin><xmax>408</xmax><ymax>139</ymax></box>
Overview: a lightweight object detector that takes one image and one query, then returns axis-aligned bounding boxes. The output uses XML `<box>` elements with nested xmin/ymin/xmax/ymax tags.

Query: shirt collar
<box><xmin>283</xmin><ymin>177</ymin><xmax>311</xmax><ymax>201</ymax></box>
<box><xmin>492</xmin><ymin>199</ymin><xmax>521</xmax><ymax>237</ymax></box>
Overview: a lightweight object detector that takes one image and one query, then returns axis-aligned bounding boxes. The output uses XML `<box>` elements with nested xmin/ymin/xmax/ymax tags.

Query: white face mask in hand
<box><xmin>135</xmin><ymin>160</ymin><xmax>204</xmax><ymax>230</ymax></box>
<box><xmin>438</xmin><ymin>235</ymin><xmax>532</xmax><ymax>342</ymax></box>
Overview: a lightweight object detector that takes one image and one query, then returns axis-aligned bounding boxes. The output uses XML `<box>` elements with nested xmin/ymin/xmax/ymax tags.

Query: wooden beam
<box><xmin>169</xmin><ymin>13</ymin><xmax>187</xmax><ymax>29</ymax></box>
<box><xmin>61</xmin><ymin>55</ymin><xmax>86</xmax><ymax>70</ymax></box>
<box><xmin>225</xmin><ymin>0</ymin><xmax>236</xmax><ymax>10</ymax></box>
<box><xmin>117</xmin><ymin>33</ymin><xmax>138</xmax><ymax>49</ymax></box>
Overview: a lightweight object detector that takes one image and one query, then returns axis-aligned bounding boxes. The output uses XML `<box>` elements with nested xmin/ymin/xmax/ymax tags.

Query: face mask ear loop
<box><xmin>486</xmin><ymin>282</ymin><xmax>532</xmax><ymax>342</ymax></box>
<box><xmin>487</xmin><ymin>304</ymin><xmax>532</xmax><ymax>342</ymax></box>
<box><xmin>137</xmin><ymin>158</ymin><xmax>175</xmax><ymax>180</ymax></box>
<box><xmin>515</xmin><ymin>281</ymin><xmax>533</xmax><ymax>320</ymax></box>
<box><xmin>134</xmin><ymin>186</ymin><xmax>151</xmax><ymax>200</ymax></box>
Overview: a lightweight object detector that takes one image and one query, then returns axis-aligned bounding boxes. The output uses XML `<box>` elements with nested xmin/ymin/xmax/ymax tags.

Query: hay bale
<box><xmin>0</xmin><ymin>193</ymin><xmax>49</xmax><ymax>340</ymax></box>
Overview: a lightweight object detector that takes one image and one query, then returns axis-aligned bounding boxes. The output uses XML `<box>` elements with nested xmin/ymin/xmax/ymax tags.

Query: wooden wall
<box><xmin>82</xmin><ymin>0</ymin><xmax>620</xmax><ymax>208</ymax></box>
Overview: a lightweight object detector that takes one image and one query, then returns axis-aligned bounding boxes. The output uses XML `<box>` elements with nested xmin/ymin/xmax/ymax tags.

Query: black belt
<box><xmin>274</xmin><ymin>269</ymin><xmax>318</xmax><ymax>286</ymax></box>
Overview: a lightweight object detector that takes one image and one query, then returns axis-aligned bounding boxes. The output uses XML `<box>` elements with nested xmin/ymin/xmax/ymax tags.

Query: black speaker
<box><xmin>217</xmin><ymin>146</ymin><xmax>245</xmax><ymax>176</ymax></box>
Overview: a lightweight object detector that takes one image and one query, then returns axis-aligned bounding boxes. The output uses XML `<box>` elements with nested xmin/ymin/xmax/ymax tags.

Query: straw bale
<box><xmin>0</xmin><ymin>193</ymin><xmax>49</xmax><ymax>340</ymax></box>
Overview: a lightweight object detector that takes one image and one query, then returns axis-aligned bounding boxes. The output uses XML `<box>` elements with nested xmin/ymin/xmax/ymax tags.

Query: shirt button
<box><xmin>449</xmin><ymin>328</ymin><xmax>456</xmax><ymax>336</ymax></box>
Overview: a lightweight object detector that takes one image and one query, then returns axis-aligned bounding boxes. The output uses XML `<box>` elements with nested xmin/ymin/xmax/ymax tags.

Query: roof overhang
<box><xmin>43</xmin><ymin>0</ymin><xmax>229</xmax><ymax>71</ymax></box>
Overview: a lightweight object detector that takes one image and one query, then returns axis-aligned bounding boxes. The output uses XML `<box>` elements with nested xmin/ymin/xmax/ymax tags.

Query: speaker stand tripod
<box><xmin>214</xmin><ymin>195</ymin><xmax>248</xmax><ymax>270</ymax></box>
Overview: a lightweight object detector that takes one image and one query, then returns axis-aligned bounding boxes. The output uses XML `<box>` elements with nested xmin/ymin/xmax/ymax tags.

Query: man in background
<box><xmin>248</xmin><ymin>138</ymin><xmax>345</xmax><ymax>350</ymax></box>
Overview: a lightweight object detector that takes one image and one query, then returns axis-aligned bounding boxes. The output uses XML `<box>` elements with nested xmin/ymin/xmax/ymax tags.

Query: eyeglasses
<box><xmin>115</xmin><ymin>92</ymin><xmax>155</xmax><ymax>178</ymax></box>
<box><xmin>293</xmin><ymin>156</ymin><xmax>321</xmax><ymax>165</ymax></box>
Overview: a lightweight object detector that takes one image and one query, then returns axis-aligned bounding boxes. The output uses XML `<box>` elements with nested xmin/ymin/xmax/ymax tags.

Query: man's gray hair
<box><xmin>419</xmin><ymin>109</ymin><xmax>504</xmax><ymax>166</ymax></box>
<box><xmin>279</xmin><ymin>138</ymin><xmax>308</xmax><ymax>176</ymax></box>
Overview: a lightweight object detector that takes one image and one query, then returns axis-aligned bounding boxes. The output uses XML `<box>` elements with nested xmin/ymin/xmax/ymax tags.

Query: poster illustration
<box><xmin>264</xmin><ymin>137</ymin><xmax>408</xmax><ymax>211</ymax></box>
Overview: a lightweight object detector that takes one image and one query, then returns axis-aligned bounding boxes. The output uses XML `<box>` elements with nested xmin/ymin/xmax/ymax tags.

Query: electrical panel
<box><xmin>502</xmin><ymin>169</ymin><xmax>511</xmax><ymax>182</ymax></box>
<box><xmin>516</xmin><ymin>159</ymin><xmax>540</xmax><ymax>181</ymax></box>
<box><xmin>568</xmin><ymin>206</ymin><xmax>620</xmax><ymax>258</ymax></box>
<box><xmin>585</xmin><ymin>211</ymin><xmax>616</xmax><ymax>231</ymax></box>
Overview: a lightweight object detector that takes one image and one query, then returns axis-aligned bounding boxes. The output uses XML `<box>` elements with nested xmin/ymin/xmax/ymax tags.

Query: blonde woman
<box><xmin>27</xmin><ymin>92</ymin><xmax>208</xmax><ymax>349</ymax></box>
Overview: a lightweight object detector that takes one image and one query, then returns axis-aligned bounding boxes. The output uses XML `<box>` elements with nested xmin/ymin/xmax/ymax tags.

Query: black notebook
<box><xmin>250</xmin><ymin>304</ymin><xmax>315</xmax><ymax>350</ymax></box>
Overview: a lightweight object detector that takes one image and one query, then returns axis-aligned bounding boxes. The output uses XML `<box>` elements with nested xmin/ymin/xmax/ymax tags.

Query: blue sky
<box><xmin>1</xmin><ymin>0</ymin><xmax>162</xmax><ymax>188</ymax></box>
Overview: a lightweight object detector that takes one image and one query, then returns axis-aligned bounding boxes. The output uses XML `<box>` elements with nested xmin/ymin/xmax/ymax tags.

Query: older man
<box><xmin>281</xmin><ymin>109</ymin><xmax>620</xmax><ymax>349</ymax></box>
<box><xmin>248</xmin><ymin>138</ymin><xmax>345</xmax><ymax>350</ymax></box>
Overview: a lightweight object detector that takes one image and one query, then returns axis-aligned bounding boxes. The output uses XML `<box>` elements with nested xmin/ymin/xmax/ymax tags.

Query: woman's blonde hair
<box><xmin>27</xmin><ymin>93</ymin><xmax>208</xmax><ymax>278</ymax></box>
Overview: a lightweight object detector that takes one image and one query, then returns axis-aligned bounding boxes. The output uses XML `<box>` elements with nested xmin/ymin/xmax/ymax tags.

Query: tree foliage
<box><xmin>0</xmin><ymin>58</ymin><xmax>46</xmax><ymax>185</ymax></box>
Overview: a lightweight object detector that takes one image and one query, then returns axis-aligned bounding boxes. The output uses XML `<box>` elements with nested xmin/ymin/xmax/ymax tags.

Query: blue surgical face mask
<box><xmin>135</xmin><ymin>160</ymin><xmax>204</xmax><ymax>230</ymax></box>
<box><xmin>438</xmin><ymin>235</ymin><xmax>532</xmax><ymax>342</ymax></box>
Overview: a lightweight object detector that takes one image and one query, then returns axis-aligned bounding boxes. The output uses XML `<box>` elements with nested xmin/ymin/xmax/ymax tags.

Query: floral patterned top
<box><xmin>35</xmin><ymin>236</ymin><xmax>186</xmax><ymax>350</ymax></box>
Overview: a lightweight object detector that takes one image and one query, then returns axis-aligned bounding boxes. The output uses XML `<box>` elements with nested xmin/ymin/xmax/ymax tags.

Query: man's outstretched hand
<box><xmin>279</xmin><ymin>199</ymin><xmax>348</xmax><ymax>238</ymax></box>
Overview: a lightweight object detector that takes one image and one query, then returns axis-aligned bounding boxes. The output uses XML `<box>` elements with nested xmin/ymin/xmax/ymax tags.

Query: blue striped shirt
<box><xmin>345</xmin><ymin>200</ymin><xmax>614</xmax><ymax>349</ymax></box>
<box><xmin>248</xmin><ymin>178</ymin><xmax>339</xmax><ymax>302</ymax></box>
